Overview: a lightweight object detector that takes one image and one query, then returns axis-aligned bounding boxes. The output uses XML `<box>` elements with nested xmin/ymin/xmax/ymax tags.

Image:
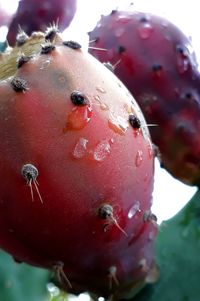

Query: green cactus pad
<box><xmin>134</xmin><ymin>189</ymin><xmax>200</xmax><ymax>301</ymax></box>
<box><xmin>0</xmin><ymin>250</ymin><xmax>49</xmax><ymax>301</ymax></box>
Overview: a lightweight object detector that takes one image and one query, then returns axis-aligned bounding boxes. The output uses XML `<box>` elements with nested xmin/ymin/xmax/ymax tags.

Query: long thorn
<box><xmin>33</xmin><ymin>180</ymin><xmax>43</xmax><ymax>204</ymax></box>
<box><xmin>29</xmin><ymin>179</ymin><xmax>34</xmax><ymax>202</ymax></box>
<box><xmin>88</xmin><ymin>46</ymin><xmax>107</xmax><ymax>51</ymax></box>
<box><xmin>111</xmin><ymin>217</ymin><xmax>128</xmax><ymax>237</ymax></box>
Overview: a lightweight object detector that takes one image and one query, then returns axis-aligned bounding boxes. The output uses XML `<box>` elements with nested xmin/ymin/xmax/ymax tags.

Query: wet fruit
<box><xmin>0</xmin><ymin>30</ymin><xmax>157</xmax><ymax>299</ymax></box>
<box><xmin>89</xmin><ymin>10</ymin><xmax>200</xmax><ymax>186</ymax></box>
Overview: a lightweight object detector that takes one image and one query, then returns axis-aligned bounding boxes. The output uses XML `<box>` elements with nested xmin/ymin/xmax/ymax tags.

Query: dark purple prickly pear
<box><xmin>89</xmin><ymin>10</ymin><xmax>200</xmax><ymax>186</ymax></box>
<box><xmin>7</xmin><ymin>0</ymin><xmax>77</xmax><ymax>46</ymax></box>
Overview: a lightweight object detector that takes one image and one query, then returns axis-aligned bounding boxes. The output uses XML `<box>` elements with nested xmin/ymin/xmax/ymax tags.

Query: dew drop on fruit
<box><xmin>139</xmin><ymin>258</ymin><xmax>148</xmax><ymax>272</ymax></box>
<box><xmin>147</xmin><ymin>139</ymin><xmax>153</xmax><ymax>159</ymax></box>
<box><xmin>96</xmin><ymin>86</ymin><xmax>106</xmax><ymax>94</ymax></box>
<box><xmin>94</xmin><ymin>95</ymin><xmax>109</xmax><ymax>111</ymax></box>
<box><xmin>138</xmin><ymin>22</ymin><xmax>153</xmax><ymax>39</ymax></box>
<box><xmin>115</xmin><ymin>27</ymin><xmax>125</xmax><ymax>38</ymax></box>
<box><xmin>73</xmin><ymin>138</ymin><xmax>89</xmax><ymax>159</ymax></box>
<box><xmin>93</xmin><ymin>140</ymin><xmax>111</xmax><ymax>162</ymax></box>
<box><xmin>148</xmin><ymin>230</ymin><xmax>156</xmax><ymax>241</ymax></box>
<box><xmin>108</xmin><ymin>113</ymin><xmax>129</xmax><ymax>135</ymax></box>
<box><xmin>65</xmin><ymin>106</ymin><xmax>92</xmax><ymax>131</ymax></box>
<box><xmin>176</xmin><ymin>45</ymin><xmax>190</xmax><ymax>74</ymax></box>
<box><xmin>177</xmin><ymin>55</ymin><xmax>190</xmax><ymax>74</ymax></box>
<box><xmin>135</xmin><ymin>150</ymin><xmax>143</xmax><ymax>167</ymax></box>
<box><xmin>128</xmin><ymin>201</ymin><xmax>141</xmax><ymax>219</ymax></box>
<box><xmin>40</xmin><ymin>58</ymin><xmax>51</xmax><ymax>70</ymax></box>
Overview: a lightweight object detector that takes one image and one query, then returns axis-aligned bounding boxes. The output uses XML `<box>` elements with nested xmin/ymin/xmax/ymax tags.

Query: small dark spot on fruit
<box><xmin>41</xmin><ymin>42</ymin><xmax>55</xmax><ymax>54</ymax></box>
<box><xmin>176</xmin><ymin>45</ymin><xmax>187</xmax><ymax>56</ymax></box>
<box><xmin>139</xmin><ymin>16</ymin><xmax>148</xmax><ymax>23</ymax></box>
<box><xmin>11</xmin><ymin>77</ymin><xmax>27</xmax><ymax>92</ymax></box>
<box><xmin>16</xmin><ymin>30</ymin><xmax>29</xmax><ymax>46</ymax></box>
<box><xmin>129</xmin><ymin>115</ymin><xmax>141</xmax><ymax>129</ymax></box>
<box><xmin>103</xmin><ymin>62</ymin><xmax>114</xmax><ymax>72</ymax></box>
<box><xmin>160</xmin><ymin>162</ymin><xmax>165</xmax><ymax>168</ymax></box>
<box><xmin>98</xmin><ymin>204</ymin><xmax>113</xmax><ymax>219</ymax></box>
<box><xmin>63</xmin><ymin>40</ymin><xmax>82</xmax><ymax>50</ymax></box>
<box><xmin>185</xmin><ymin>92</ymin><xmax>193</xmax><ymax>99</ymax></box>
<box><xmin>70</xmin><ymin>91</ymin><xmax>88</xmax><ymax>106</ymax></box>
<box><xmin>111</xmin><ymin>10</ymin><xmax>117</xmax><ymax>15</ymax></box>
<box><xmin>93</xmin><ymin>37</ymin><xmax>99</xmax><ymax>43</ymax></box>
<box><xmin>152</xmin><ymin>64</ymin><xmax>162</xmax><ymax>72</ymax></box>
<box><xmin>143</xmin><ymin>210</ymin><xmax>157</xmax><ymax>222</ymax></box>
<box><xmin>118</xmin><ymin>45</ymin><xmax>126</xmax><ymax>54</ymax></box>
<box><xmin>17</xmin><ymin>54</ymin><xmax>32</xmax><ymax>68</ymax></box>
<box><xmin>21</xmin><ymin>164</ymin><xmax>39</xmax><ymax>182</ymax></box>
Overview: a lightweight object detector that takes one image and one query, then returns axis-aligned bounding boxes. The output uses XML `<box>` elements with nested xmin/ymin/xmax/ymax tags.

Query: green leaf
<box><xmin>134</xmin><ymin>189</ymin><xmax>200</xmax><ymax>301</ymax></box>
<box><xmin>0</xmin><ymin>250</ymin><xmax>49</xmax><ymax>301</ymax></box>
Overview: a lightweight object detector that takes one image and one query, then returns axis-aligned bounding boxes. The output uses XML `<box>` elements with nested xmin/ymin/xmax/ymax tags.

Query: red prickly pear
<box><xmin>89</xmin><ymin>10</ymin><xmax>200</xmax><ymax>186</ymax></box>
<box><xmin>0</xmin><ymin>31</ymin><xmax>157</xmax><ymax>299</ymax></box>
<box><xmin>7</xmin><ymin>0</ymin><xmax>77</xmax><ymax>46</ymax></box>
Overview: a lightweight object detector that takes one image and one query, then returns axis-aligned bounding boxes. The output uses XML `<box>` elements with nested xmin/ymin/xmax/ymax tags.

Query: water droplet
<box><xmin>108</xmin><ymin>113</ymin><xmax>129</xmax><ymax>135</ymax></box>
<box><xmin>93</xmin><ymin>140</ymin><xmax>111</xmax><ymax>162</ymax></box>
<box><xmin>94</xmin><ymin>95</ymin><xmax>109</xmax><ymax>110</ymax></box>
<box><xmin>64</xmin><ymin>105</ymin><xmax>92</xmax><ymax>131</ymax></box>
<box><xmin>148</xmin><ymin>231</ymin><xmax>155</xmax><ymax>241</ymax></box>
<box><xmin>96</xmin><ymin>86</ymin><xmax>106</xmax><ymax>93</ymax></box>
<box><xmin>124</xmin><ymin>103</ymin><xmax>134</xmax><ymax>114</ymax></box>
<box><xmin>135</xmin><ymin>150</ymin><xmax>143</xmax><ymax>167</ymax></box>
<box><xmin>40</xmin><ymin>58</ymin><xmax>51</xmax><ymax>69</ymax></box>
<box><xmin>72</xmin><ymin>138</ymin><xmax>88</xmax><ymax>159</ymax></box>
<box><xmin>147</xmin><ymin>139</ymin><xmax>153</xmax><ymax>159</ymax></box>
<box><xmin>144</xmin><ymin>173</ymin><xmax>148</xmax><ymax>182</ymax></box>
<box><xmin>139</xmin><ymin>258</ymin><xmax>148</xmax><ymax>271</ymax></box>
<box><xmin>177</xmin><ymin>57</ymin><xmax>190</xmax><ymax>74</ymax></box>
<box><xmin>138</xmin><ymin>22</ymin><xmax>153</xmax><ymax>39</ymax></box>
<box><xmin>176</xmin><ymin>45</ymin><xmax>190</xmax><ymax>74</ymax></box>
<box><xmin>128</xmin><ymin>201</ymin><xmax>141</xmax><ymax>219</ymax></box>
<box><xmin>115</xmin><ymin>27</ymin><xmax>125</xmax><ymax>37</ymax></box>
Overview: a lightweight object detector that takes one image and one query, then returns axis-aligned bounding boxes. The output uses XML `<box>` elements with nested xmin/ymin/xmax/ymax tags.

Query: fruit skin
<box><xmin>89</xmin><ymin>10</ymin><xmax>200</xmax><ymax>186</ymax></box>
<box><xmin>0</xmin><ymin>32</ymin><xmax>157</xmax><ymax>299</ymax></box>
<box><xmin>7</xmin><ymin>0</ymin><xmax>77</xmax><ymax>46</ymax></box>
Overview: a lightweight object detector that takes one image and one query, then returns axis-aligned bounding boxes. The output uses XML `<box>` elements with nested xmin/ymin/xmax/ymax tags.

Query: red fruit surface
<box><xmin>0</xmin><ymin>33</ymin><xmax>157</xmax><ymax>299</ymax></box>
<box><xmin>7</xmin><ymin>0</ymin><xmax>77</xmax><ymax>46</ymax></box>
<box><xmin>89</xmin><ymin>10</ymin><xmax>200</xmax><ymax>186</ymax></box>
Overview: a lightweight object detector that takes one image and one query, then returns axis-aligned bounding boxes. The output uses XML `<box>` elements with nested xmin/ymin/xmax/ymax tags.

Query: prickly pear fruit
<box><xmin>89</xmin><ymin>10</ymin><xmax>200</xmax><ymax>186</ymax></box>
<box><xmin>0</xmin><ymin>29</ymin><xmax>157</xmax><ymax>299</ymax></box>
<box><xmin>7</xmin><ymin>0</ymin><xmax>77</xmax><ymax>46</ymax></box>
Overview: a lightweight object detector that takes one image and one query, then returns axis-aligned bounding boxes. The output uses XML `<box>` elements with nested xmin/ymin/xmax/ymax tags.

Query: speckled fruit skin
<box><xmin>89</xmin><ymin>10</ymin><xmax>200</xmax><ymax>186</ymax></box>
<box><xmin>7</xmin><ymin>0</ymin><xmax>77</xmax><ymax>46</ymax></box>
<box><xmin>0</xmin><ymin>32</ymin><xmax>157</xmax><ymax>299</ymax></box>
